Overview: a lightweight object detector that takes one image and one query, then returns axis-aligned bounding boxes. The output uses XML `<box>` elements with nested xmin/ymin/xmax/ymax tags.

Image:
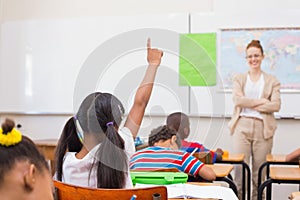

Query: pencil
<box><xmin>130</xmin><ymin>194</ymin><xmax>137</xmax><ymax>200</ymax></box>
<box><xmin>190</xmin><ymin>147</ymin><xmax>198</xmax><ymax>155</ymax></box>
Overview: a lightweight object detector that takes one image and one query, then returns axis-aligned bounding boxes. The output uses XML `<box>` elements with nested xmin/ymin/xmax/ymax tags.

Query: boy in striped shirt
<box><xmin>166</xmin><ymin>112</ymin><xmax>223</xmax><ymax>163</ymax></box>
<box><xmin>129</xmin><ymin>125</ymin><xmax>216</xmax><ymax>181</ymax></box>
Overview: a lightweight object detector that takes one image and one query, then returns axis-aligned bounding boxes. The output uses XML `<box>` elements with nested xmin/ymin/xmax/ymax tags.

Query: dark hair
<box><xmin>55</xmin><ymin>117</ymin><xmax>83</xmax><ymax>181</ymax></box>
<box><xmin>55</xmin><ymin>92</ymin><xmax>128</xmax><ymax>188</ymax></box>
<box><xmin>0</xmin><ymin>119</ymin><xmax>49</xmax><ymax>187</ymax></box>
<box><xmin>166</xmin><ymin>112</ymin><xmax>189</xmax><ymax>140</ymax></box>
<box><xmin>148</xmin><ymin>125</ymin><xmax>181</xmax><ymax>148</ymax></box>
<box><xmin>246</xmin><ymin>40</ymin><xmax>264</xmax><ymax>55</ymax></box>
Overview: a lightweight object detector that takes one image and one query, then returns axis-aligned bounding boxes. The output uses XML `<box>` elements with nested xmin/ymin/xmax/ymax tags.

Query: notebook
<box><xmin>135</xmin><ymin>183</ymin><xmax>238</xmax><ymax>200</ymax></box>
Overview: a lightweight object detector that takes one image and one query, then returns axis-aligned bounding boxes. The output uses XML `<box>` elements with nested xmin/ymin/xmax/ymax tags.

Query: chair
<box><xmin>54</xmin><ymin>180</ymin><xmax>168</xmax><ymax>200</ymax></box>
<box><xmin>258</xmin><ymin>166</ymin><xmax>300</xmax><ymax>200</ymax></box>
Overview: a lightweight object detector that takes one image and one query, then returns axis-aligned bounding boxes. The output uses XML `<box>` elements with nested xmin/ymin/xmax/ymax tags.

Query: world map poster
<box><xmin>220</xmin><ymin>28</ymin><xmax>300</xmax><ymax>90</ymax></box>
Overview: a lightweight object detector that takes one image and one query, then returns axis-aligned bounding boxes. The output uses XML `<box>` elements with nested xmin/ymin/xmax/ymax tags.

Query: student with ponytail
<box><xmin>55</xmin><ymin>38</ymin><xmax>163</xmax><ymax>189</ymax></box>
<box><xmin>0</xmin><ymin>118</ymin><xmax>54</xmax><ymax>200</ymax></box>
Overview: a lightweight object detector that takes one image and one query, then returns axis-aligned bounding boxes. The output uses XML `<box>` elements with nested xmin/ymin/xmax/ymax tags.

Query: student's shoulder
<box><xmin>63</xmin><ymin>152</ymin><xmax>84</xmax><ymax>166</ymax></box>
<box><xmin>133</xmin><ymin>146</ymin><xmax>157</xmax><ymax>155</ymax></box>
<box><xmin>64</xmin><ymin>152</ymin><xmax>76</xmax><ymax>159</ymax></box>
<box><xmin>182</xmin><ymin>140</ymin><xmax>203</xmax><ymax>148</ymax></box>
<box><xmin>119</xmin><ymin>127</ymin><xmax>135</xmax><ymax>143</ymax></box>
<box><xmin>119</xmin><ymin>127</ymin><xmax>132</xmax><ymax>136</ymax></box>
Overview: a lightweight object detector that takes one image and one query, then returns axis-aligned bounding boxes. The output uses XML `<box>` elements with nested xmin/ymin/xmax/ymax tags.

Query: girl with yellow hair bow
<box><xmin>0</xmin><ymin>118</ymin><xmax>54</xmax><ymax>200</ymax></box>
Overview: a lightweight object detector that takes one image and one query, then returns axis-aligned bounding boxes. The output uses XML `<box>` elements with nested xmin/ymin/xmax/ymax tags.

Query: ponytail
<box><xmin>55</xmin><ymin>117</ymin><xmax>82</xmax><ymax>181</ymax></box>
<box><xmin>71</xmin><ymin>92</ymin><xmax>127</xmax><ymax>188</ymax></box>
<box><xmin>95</xmin><ymin>122</ymin><xmax>128</xmax><ymax>188</ymax></box>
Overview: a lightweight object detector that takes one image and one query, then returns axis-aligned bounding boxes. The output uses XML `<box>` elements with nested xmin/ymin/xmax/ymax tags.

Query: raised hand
<box><xmin>147</xmin><ymin>38</ymin><xmax>163</xmax><ymax>67</ymax></box>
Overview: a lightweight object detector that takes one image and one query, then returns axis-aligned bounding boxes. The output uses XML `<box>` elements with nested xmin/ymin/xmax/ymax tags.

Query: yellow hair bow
<box><xmin>0</xmin><ymin>128</ymin><xmax>22</xmax><ymax>147</ymax></box>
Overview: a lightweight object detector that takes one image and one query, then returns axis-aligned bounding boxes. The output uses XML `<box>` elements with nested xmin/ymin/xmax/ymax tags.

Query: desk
<box><xmin>34</xmin><ymin>139</ymin><xmax>58</xmax><ymax>175</ymax></box>
<box><xmin>206</xmin><ymin>164</ymin><xmax>238</xmax><ymax>195</ymax></box>
<box><xmin>257</xmin><ymin>154</ymin><xmax>299</xmax><ymax>199</ymax></box>
<box><xmin>132</xmin><ymin>164</ymin><xmax>237</xmax><ymax>197</ymax></box>
<box><xmin>258</xmin><ymin>166</ymin><xmax>300</xmax><ymax>200</ymax></box>
<box><xmin>207</xmin><ymin>164</ymin><xmax>233</xmax><ymax>177</ymax></box>
<box><xmin>290</xmin><ymin>191</ymin><xmax>300</xmax><ymax>199</ymax></box>
<box><xmin>135</xmin><ymin>143</ymin><xmax>149</xmax><ymax>151</ymax></box>
<box><xmin>218</xmin><ymin>153</ymin><xmax>250</xmax><ymax>200</ymax></box>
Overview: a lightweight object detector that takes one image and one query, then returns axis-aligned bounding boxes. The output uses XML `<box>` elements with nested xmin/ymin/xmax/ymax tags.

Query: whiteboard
<box><xmin>0</xmin><ymin>14</ymin><xmax>189</xmax><ymax>115</ymax></box>
<box><xmin>190</xmin><ymin>12</ymin><xmax>300</xmax><ymax>118</ymax></box>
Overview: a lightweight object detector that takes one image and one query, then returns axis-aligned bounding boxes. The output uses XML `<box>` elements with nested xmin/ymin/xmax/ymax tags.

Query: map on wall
<box><xmin>220</xmin><ymin>28</ymin><xmax>300</xmax><ymax>90</ymax></box>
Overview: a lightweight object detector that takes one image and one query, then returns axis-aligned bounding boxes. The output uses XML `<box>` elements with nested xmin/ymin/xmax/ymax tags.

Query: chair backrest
<box><xmin>54</xmin><ymin>180</ymin><xmax>168</xmax><ymax>200</ymax></box>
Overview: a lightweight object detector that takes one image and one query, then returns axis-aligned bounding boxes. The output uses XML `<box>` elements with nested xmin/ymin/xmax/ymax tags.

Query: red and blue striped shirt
<box><xmin>181</xmin><ymin>140</ymin><xmax>217</xmax><ymax>163</ymax></box>
<box><xmin>129</xmin><ymin>146</ymin><xmax>204</xmax><ymax>176</ymax></box>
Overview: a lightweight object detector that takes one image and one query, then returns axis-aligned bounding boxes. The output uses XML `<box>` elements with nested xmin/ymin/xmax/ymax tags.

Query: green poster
<box><xmin>179</xmin><ymin>33</ymin><xmax>217</xmax><ymax>86</ymax></box>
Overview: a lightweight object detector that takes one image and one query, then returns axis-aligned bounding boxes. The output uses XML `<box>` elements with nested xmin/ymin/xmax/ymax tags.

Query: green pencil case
<box><xmin>130</xmin><ymin>171</ymin><xmax>188</xmax><ymax>185</ymax></box>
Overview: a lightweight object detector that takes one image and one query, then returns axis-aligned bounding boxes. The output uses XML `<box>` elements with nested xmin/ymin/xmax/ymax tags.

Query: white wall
<box><xmin>1</xmin><ymin>0</ymin><xmax>300</xmax><ymax>199</ymax></box>
<box><xmin>0</xmin><ymin>0</ymin><xmax>212</xmax><ymax>20</ymax></box>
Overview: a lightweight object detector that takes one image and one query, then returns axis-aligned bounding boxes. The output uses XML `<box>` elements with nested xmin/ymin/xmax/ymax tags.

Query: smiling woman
<box><xmin>228</xmin><ymin>39</ymin><xmax>281</xmax><ymax>199</ymax></box>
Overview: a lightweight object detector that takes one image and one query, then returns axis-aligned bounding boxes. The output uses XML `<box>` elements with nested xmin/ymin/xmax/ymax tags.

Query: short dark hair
<box><xmin>166</xmin><ymin>112</ymin><xmax>189</xmax><ymax>139</ymax></box>
<box><xmin>148</xmin><ymin>125</ymin><xmax>181</xmax><ymax>147</ymax></box>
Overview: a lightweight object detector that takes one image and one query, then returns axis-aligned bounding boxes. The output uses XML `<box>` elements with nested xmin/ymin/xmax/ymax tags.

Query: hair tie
<box><xmin>0</xmin><ymin>128</ymin><xmax>22</xmax><ymax>147</ymax></box>
<box><xmin>106</xmin><ymin>122</ymin><xmax>114</xmax><ymax>127</ymax></box>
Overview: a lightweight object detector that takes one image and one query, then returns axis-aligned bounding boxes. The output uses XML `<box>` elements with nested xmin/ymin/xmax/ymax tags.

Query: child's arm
<box><xmin>198</xmin><ymin>165</ymin><xmax>217</xmax><ymax>181</ymax></box>
<box><xmin>124</xmin><ymin>38</ymin><xmax>163</xmax><ymax>138</ymax></box>
<box><xmin>285</xmin><ymin>148</ymin><xmax>300</xmax><ymax>162</ymax></box>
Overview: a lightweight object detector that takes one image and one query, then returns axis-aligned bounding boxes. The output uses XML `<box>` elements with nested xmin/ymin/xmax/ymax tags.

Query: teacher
<box><xmin>228</xmin><ymin>40</ymin><xmax>281</xmax><ymax>200</ymax></box>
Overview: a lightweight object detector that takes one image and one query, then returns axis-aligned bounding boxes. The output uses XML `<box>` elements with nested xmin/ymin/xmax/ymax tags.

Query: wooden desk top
<box><xmin>221</xmin><ymin>153</ymin><xmax>245</xmax><ymax>162</ymax></box>
<box><xmin>291</xmin><ymin>191</ymin><xmax>300</xmax><ymax>199</ymax></box>
<box><xmin>33</xmin><ymin>139</ymin><xmax>58</xmax><ymax>161</ymax></box>
<box><xmin>135</xmin><ymin>143</ymin><xmax>149</xmax><ymax>151</ymax></box>
<box><xmin>270</xmin><ymin>166</ymin><xmax>300</xmax><ymax>180</ymax></box>
<box><xmin>34</xmin><ymin>139</ymin><xmax>58</xmax><ymax>147</ymax></box>
<box><xmin>266</xmin><ymin>154</ymin><xmax>287</xmax><ymax>162</ymax></box>
<box><xmin>188</xmin><ymin>182</ymin><xmax>221</xmax><ymax>186</ymax></box>
<box><xmin>206</xmin><ymin>164</ymin><xmax>234</xmax><ymax>177</ymax></box>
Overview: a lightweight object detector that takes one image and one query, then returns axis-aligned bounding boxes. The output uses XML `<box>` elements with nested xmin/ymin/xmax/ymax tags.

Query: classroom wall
<box><xmin>1</xmin><ymin>0</ymin><xmax>300</xmax><ymax>199</ymax></box>
<box><xmin>2</xmin><ymin>0</ymin><xmax>299</xmax><ymax>147</ymax></box>
<box><xmin>0</xmin><ymin>0</ymin><xmax>212</xmax><ymax>20</ymax></box>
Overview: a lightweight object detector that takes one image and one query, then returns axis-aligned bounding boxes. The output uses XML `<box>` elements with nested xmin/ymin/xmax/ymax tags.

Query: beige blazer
<box><xmin>228</xmin><ymin>71</ymin><xmax>281</xmax><ymax>139</ymax></box>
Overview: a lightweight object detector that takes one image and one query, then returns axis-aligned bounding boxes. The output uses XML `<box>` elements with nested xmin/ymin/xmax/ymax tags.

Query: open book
<box><xmin>135</xmin><ymin>183</ymin><xmax>238</xmax><ymax>200</ymax></box>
